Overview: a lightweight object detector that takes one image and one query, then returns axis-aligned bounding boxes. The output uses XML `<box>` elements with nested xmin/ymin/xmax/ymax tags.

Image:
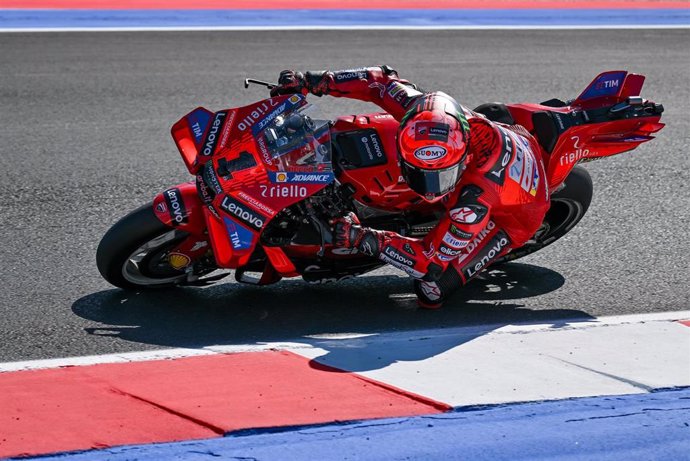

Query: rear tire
<box><xmin>494</xmin><ymin>165</ymin><xmax>593</xmax><ymax>264</ymax></box>
<box><xmin>96</xmin><ymin>204</ymin><xmax>191</xmax><ymax>289</ymax></box>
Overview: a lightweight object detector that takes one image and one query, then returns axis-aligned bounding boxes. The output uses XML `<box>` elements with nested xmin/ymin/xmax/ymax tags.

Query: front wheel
<box><xmin>494</xmin><ymin>165</ymin><xmax>593</xmax><ymax>264</ymax></box>
<box><xmin>96</xmin><ymin>204</ymin><xmax>214</xmax><ymax>289</ymax></box>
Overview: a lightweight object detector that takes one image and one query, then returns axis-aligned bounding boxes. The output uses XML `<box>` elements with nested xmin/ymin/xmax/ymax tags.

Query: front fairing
<box><xmin>197</xmin><ymin>95</ymin><xmax>335</xmax><ymax>268</ymax></box>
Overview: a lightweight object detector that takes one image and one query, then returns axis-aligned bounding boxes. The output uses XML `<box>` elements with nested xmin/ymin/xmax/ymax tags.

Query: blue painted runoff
<box><xmin>20</xmin><ymin>387</ymin><xmax>690</xmax><ymax>461</ymax></box>
<box><xmin>0</xmin><ymin>9</ymin><xmax>688</xmax><ymax>29</ymax></box>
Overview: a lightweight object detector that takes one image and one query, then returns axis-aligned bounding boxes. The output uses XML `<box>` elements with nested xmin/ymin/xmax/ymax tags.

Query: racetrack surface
<box><xmin>0</xmin><ymin>29</ymin><xmax>688</xmax><ymax>362</ymax></box>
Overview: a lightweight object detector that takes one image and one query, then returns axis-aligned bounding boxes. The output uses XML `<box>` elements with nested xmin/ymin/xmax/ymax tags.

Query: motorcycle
<box><xmin>96</xmin><ymin>70</ymin><xmax>664</xmax><ymax>290</ymax></box>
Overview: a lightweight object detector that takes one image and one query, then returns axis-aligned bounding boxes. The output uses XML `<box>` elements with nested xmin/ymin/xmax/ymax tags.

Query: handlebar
<box><xmin>244</xmin><ymin>78</ymin><xmax>277</xmax><ymax>90</ymax></box>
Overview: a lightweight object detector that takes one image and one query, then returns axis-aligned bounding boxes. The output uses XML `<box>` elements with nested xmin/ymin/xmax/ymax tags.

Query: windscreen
<box><xmin>255</xmin><ymin>101</ymin><xmax>333</xmax><ymax>174</ymax></box>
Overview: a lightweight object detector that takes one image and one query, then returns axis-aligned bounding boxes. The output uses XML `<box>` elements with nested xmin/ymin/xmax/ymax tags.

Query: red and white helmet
<box><xmin>397</xmin><ymin>92</ymin><xmax>469</xmax><ymax>200</ymax></box>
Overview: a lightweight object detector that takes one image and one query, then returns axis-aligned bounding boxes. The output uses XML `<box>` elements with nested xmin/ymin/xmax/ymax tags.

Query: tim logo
<box><xmin>596</xmin><ymin>79</ymin><xmax>620</xmax><ymax>90</ymax></box>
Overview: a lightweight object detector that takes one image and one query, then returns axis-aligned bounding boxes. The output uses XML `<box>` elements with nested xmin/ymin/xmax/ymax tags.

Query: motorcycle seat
<box><xmin>473</xmin><ymin>102</ymin><xmax>515</xmax><ymax>125</ymax></box>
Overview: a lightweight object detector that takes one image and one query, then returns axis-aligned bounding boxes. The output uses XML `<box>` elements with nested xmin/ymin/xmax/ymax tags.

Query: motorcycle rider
<box><xmin>271</xmin><ymin>66</ymin><xmax>550</xmax><ymax>308</ymax></box>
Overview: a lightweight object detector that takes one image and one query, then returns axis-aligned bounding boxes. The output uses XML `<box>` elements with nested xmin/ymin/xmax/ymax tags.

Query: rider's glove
<box><xmin>332</xmin><ymin>212</ymin><xmax>383</xmax><ymax>257</ymax></box>
<box><xmin>270</xmin><ymin>70</ymin><xmax>308</xmax><ymax>97</ymax></box>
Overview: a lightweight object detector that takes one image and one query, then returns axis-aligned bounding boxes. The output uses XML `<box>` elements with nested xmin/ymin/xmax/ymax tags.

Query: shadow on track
<box><xmin>72</xmin><ymin>262</ymin><xmax>593</xmax><ymax>371</ymax></box>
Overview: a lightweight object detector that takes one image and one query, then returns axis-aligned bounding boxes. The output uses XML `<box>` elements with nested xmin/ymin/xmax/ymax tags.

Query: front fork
<box><xmin>152</xmin><ymin>181</ymin><xmax>212</xmax><ymax>275</ymax></box>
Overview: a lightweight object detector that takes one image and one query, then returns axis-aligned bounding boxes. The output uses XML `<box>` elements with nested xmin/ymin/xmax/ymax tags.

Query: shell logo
<box><xmin>289</xmin><ymin>95</ymin><xmax>301</xmax><ymax>104</ymax></box>
<box><xmin>168</xmin><ymin>252</ymin><xmax>191</xmax><ymax>270</ymax></box>
<box><xmin>275</xmin><ymin>172</ymin><xmax>288</xmax><ymax>183</ymax></box>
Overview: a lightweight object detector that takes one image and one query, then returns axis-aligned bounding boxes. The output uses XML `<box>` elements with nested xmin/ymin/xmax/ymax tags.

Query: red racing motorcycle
<box><xmin>97</xmin><ymin>70</ymin><xmax>664</xmax><ymax>289</ymax></box>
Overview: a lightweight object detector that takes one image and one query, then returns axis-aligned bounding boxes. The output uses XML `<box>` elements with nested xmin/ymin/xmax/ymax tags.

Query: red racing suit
<box><xmin>303</xmin><ymin>66</ymin><xmax>550</xmax><ymax>306</ymax></box>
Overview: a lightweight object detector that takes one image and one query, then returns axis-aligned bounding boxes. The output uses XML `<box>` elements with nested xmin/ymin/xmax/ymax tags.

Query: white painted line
<box><xmin>0</xmin><ymin>310</ymin><xmax>688</xmax><ymax>374</ymax></box>
<box><xmin>0</xmin><ymin>25</ymin><xmax>688</xmax><ymax>33</ymax></box>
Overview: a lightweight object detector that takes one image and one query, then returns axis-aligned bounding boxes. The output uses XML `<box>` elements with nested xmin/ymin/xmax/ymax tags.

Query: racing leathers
<box><xmin>272</xmin><ymin>66</ymin><xmax>550</xmax><ymax>307</ymax></box>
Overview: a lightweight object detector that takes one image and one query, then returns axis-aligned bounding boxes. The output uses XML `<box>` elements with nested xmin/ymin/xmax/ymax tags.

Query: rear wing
<box><xmin>573</xmin><ymin>70</ymin><xmax>646</xmax><ymax>105</ymax></box>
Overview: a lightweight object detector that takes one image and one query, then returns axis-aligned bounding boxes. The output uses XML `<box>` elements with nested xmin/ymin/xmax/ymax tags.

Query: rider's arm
<box><xmin>375</xmin><ymin>185</ymin><xmax>494</xmax><ymax>284</ymax></box>
<box><xmin>338</xmin><ymin>183</ymin><xmax>494</xmax><ymax>284</ymax></box>
<box><xmin>287</xmin><ymin>66</ymin><xmax>424</xmax><ymax>120</ymax></box>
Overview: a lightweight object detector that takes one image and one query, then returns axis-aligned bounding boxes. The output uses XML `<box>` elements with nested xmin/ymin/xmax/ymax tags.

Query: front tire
<box><xmin>494</xmin><ymin>165</ymin><xmax>593</xmax><ymax>264</ymax></box>
<box><xmin>96</xmin><ymin>204</ymin><xmax>192</xmax><ymax>289</ymax></box>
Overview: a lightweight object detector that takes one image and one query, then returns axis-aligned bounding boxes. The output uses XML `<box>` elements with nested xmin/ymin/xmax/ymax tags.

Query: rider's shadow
<box><xmin>72</xmin><ymin>262</ymin><xmax>593</xmax><ymax>372</ymax></box>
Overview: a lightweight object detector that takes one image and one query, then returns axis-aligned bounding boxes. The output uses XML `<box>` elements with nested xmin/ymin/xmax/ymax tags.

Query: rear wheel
<box><xmin>96</xmin><ymin>204</ymin><xmax>214</xmax><ymax>289</ymax></box>
<box><xmin>494</xmin><ymin>166</ymin><xmax>593</xmax><ymax>264</ymax></box>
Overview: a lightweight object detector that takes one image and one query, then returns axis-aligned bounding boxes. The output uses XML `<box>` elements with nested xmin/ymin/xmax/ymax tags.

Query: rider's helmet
<box><xmin>397</xmin><ymin>92</ymin><xmax>469</xmax><ymax>201</ymax></box>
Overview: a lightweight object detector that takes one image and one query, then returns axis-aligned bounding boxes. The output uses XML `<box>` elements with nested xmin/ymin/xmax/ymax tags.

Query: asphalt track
<box><xmin>0</xmin><ymin>29</ymin><xmax>688</xmax><ymax>362</ymax></box>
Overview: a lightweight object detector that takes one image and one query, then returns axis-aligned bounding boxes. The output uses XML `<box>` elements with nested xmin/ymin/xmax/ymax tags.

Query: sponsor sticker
<box><xmin>403</xmin><ymin>243</ymin><xmax>416</xmax><ymax>256</ymax></box>
<box><xmin>237</xmin><ymin>191</ymin><xmax>276</xmax><ymax>215</ymax></box>
<box><xmin>251</xmin><ymin>95</ymin><xmax>305</xmax><ymax>136</ymax></box>
<box><xmin>380</xmin><ymin>246</ymin><xmax>425</xmax><ymax>278</ymax></box>
<box><xmin>505</xmin><ymin>131</ymin><xmax>539</xmax><ymax>194</ymax></box>
<box><xmin>436</xmin><ymin>253</ymin><xmax>456</xmax><ymax>262</ymax></box>
<box><xmin>223</xmin><ymin>218</ymin><xmax>254</xmax><ymax>250</ymax></box>
<box><xmin>414</xmin><ymin>145</ymin><xmax>447</xmax><ymax>162</ymax></box>
<box><xmin>334</xmin><ymin>68</ymin><xmax>368</xmax><ymax>82</ymax></box>
<box><xmin>439</xmin><ymin>245</ymin><xmax>461</xmax><ymax>256</ymax></box>
<box><xmin>259</xmin><ymin>184</ymin><xmax>308</xmax><ymax>198</ymax></box>
<box><xmin>237</xmin><ymin>99</ymin><xmax>280</xmax><ymax>133</ymax></box>
<box><xmin>415</xmin><ymin>122</ymin><xmax>450</xmax><ymax>142</ymax></box>
<box><xmin>386</xmin><ymin>81</ymin><xmax>419</xmax><ymax>108</ymax></box>
<box><xmin>204</xmin><ymin>167</ymin><xmax>223</xmax><ymax>197</ymax></box>
<box><xmin>187</xmin><ymin>109</ymin><xmax>212</xmax><ymax>145</ymax></box>
<box><xmin>163</xmin><ymin>188</ymin><xmax>187</xmax><ymax>226</ymax></box>
<box><xmin>270</xmin><ymin>172</ymin><xmax>334</xmax><ymax>184</ymax></box>
<box><xmin>461</xmin><ymin>230</ymin><xmax>511</xmax><ymax>279</ymax></box>
<box><xmin>207</xmin><ymin>204</ymin><xmax>221</xmax><ymax>220</ymax></box>
<box><xmin>579</xmin><ymin>71</ymin><xmax>627</xmax><ymax>100</ymax></box>
<box><xmin>361</xmin><ymin>133</ymin><xmax>385</xmax><ymax>161</ymax></box>
<box><xmin>383</xmin><ymin>246</ymin><xmax>414</xmax><ymax>267</ymax></box>
<box><xmin>196</xmin><ymin>173</ymin><xmax>214</xmax><ymax>204</ymax></box>
<box><xmin>168</xmin><ymin>252</ymin><xmax>191</xmax><ymax>270</ymax></box>
<box><xmin>461</xmin><ymin>220</ymin><xmax>496</xmax><ymax>256</ymax></box>
<box><xmin>219</xmin><ymin>195</ymin><xmax>266</xmax><ymax>231</ymax></box>
<box><xmin>560</xmin><ymin>138</ymin><xmax>595</xmax><ymax>166</ymax></box>
<box><xmin>442</xmin><ymin>232</ymin><xmax>468</xmax><ymax>249</ymax></box>
<box><xmin>155</xmin><ymin>202</ymin><xmax>167</xmax><ymax>213</ymax></box>
<box><xmin>449</xmin><ymin>224</ymin><xmax>473</xmax><ymax>240</ymax></box>
<box><xmin>218</xmin><ymin>110</ymin><xmax>237</xmax><ymax>149</ymax></box>
<box><xmin>199</xmin><ymin>111</ymin><xmax>227</xmax><ymax>158</ymax></box>
<box><xmin>484</xmin><ymin>127</ymin><xmax>514</xmax><ymax>186</ymax></box>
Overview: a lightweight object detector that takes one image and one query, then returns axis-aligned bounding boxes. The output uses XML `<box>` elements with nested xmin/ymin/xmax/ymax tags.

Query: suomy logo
<box><xmin>414</xmin><ymin>146</ymin><xmax>447</xmax><ymax>161</ymax></box>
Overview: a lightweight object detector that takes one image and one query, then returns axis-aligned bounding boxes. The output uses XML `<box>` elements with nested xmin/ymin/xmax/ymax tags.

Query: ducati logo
<box><xmin>450</xmin><ymin>207</ymin><xmax>478</xmax><ymax>224</ymax></box>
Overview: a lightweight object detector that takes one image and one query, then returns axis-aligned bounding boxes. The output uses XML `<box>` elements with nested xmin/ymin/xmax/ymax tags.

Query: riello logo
<box><xmin>414</xmin><ymin>145</ymin><xmax>447</xmax><ymax>161</ymax></box>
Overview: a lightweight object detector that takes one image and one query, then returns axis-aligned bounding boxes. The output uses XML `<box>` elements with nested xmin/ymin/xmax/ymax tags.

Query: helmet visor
<box><xmin>401</xmin><ymin>161</ymin><xmax>461</xmax><ymax>197</ymax></box>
